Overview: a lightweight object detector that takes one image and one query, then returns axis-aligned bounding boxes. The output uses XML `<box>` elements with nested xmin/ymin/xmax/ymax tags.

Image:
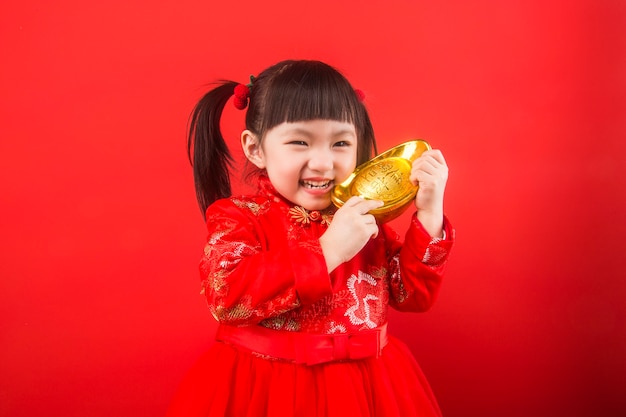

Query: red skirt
<box><xmin>166</xmin><ymin>335</ymin><xmax>442</xmax><ymax>417</ymax></box>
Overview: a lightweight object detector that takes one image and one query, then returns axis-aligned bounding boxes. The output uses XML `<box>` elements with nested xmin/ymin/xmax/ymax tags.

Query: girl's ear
<box><xmin>241</xmin><ymin>130</ymin><xmax>265</xmax><ymax>169</ymax></box>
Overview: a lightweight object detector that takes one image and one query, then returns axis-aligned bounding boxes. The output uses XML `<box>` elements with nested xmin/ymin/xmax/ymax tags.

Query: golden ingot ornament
<box><xmin>331</xmin><ymin>140</ymin><xmax>431</xmax><ymax>223</ymax></box>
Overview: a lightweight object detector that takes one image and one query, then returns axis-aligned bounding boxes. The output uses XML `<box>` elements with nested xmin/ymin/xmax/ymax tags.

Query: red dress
<box><xmin>167</xmin><ymin>176</ymin><xmax>454</xmax><ymax>417</ymax></box>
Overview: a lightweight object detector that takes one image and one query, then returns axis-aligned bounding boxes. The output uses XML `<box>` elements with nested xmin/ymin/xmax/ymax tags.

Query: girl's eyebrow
<box><xmin>281</xmin><ymin>127</ymin><xmax>314</xmax><ymax>137</ymax></box>
<box><xmin>282</xmin><ymin>127</ymin><xmax>356</xmax><ymax>138</ymax></box>
<box><xmin>331</xmin><ymin>129</ymin><xmax>357</xmax><ymax>137</ymax></box>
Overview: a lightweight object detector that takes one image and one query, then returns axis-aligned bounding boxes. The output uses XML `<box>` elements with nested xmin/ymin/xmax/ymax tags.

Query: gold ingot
<box><xmin>331</xmin><ymin>140</ymin><xmax>431</xmax><ymax>223</ymax></box>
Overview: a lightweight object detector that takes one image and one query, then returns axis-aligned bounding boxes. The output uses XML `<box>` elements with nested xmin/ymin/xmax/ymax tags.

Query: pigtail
<box><xmin>187</xmin><ymin>81</ymin><xmax>238</xmax><ymax>218</ymax></box>
<box><xmin>361</xmin><ymin>108</ymin><xmax>378</xmax><ymax>162</ymax></box>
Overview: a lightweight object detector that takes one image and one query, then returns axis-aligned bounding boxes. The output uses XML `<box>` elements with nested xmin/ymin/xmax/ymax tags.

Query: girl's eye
<box><xmin>287</xmin><ymin>140</ymin><xmax>307</xmax><ymax>146</ymax></box>
<box><xmin>334</xmin><ymin>141</ymin><xmax>351</xmax><ymax>147</ymax></box>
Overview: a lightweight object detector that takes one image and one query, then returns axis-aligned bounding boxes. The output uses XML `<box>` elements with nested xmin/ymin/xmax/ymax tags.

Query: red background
<box><xmin>1</xmin><ymin>1</ymin><xmax>625</xmax><ymax>416</ymax></box>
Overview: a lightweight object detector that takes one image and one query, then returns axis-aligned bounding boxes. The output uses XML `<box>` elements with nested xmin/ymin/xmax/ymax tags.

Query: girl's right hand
<box><xmin>319</xmin><ymin>196</ymin><xmax>384</xmax><ymax>273</ymax></box>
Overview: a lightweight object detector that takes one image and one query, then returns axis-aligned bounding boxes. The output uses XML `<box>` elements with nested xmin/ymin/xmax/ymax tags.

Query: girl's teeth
<box><xmin>303</xmin><ymin>181</ymin><xmax>330</xmax><ymax>189</ymax></box>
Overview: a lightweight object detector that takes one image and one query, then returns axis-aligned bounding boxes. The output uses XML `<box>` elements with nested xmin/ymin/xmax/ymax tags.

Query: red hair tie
<box><xmin>233</xmin><ymin>75</ymin><xmax>256</xmax><ymax>110</ymax></box>
<box><xmin>233</xmin><ymin>84</ymin><xmax>250</xmax><ymax>110</ymax></box>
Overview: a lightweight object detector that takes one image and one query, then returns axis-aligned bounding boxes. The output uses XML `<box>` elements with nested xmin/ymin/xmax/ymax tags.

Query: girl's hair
<box><xmin>188</xmin><ymin>59</ymin><xmax>377</xmax><ymax>217</ymax></box>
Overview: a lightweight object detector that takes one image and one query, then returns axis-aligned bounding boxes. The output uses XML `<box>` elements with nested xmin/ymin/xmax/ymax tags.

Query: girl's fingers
<box><xmin>343</xmin><ymin>196</ymin><xmax>366</xmax><ymax>207</ymax></box>
<box><xmin>415</xmin><ymin>150</ymin><xmax>447</xmax><ymax>169</ymax></box>
<box><xmin>422</xmin><ymin>149</ymin><xmax>447</xmax><ymax>165</ymax></box>
<box><xmin>343</xmin><ymin>196</ymin><xmax>384</xmax><ymax>213</ymax></box>
<box><xmin>414</xmin><ymin>156</ymin><xmax>445</xmax><ymax>173</ymax></box>
<box><xmin>413</xmin><ymin>151</ymin><xmax>448</xmax><ymax>179</ymax></box>
<box><xmin>359</xmin><ymin>199</ymin><xmax>384</xmax><ymax>213</ymax></box>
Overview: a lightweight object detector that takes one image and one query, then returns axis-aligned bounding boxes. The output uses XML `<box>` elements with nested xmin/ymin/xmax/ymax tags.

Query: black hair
<box><xmin>187</xmin><ymin>60</ymin><xmax>377</xmax><ymax>217</ymax></box>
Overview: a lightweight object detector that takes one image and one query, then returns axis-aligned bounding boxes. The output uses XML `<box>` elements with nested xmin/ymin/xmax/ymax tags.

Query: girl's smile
<box><xmin>242</xmin><ymin>119</ymin><xmax>358</xmax><ymax>210</ymax></box>
<box><xmin>301</xmin><ymin>179</ymin><xmax>332</xmax><ymax>189</ymax></box>
<box><xmin>300</xmin><ymin>178</ymin><xmax>333</xmax><ymax>195</ymax></box>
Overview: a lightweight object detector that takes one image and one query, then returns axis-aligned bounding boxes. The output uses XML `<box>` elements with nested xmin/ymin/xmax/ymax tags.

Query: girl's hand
<box><xmin>410</xmin><ymin>149</ymin><xmax>448</xmax><ymax>238</ymax></box>
<box><xmin>319</xmin><ymin>196</ymin><xmax>384</xmax><ymax>273</ymax></box>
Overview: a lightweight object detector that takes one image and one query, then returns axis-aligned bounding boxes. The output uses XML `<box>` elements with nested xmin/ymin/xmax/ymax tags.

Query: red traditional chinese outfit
<box><xmin>167</xmin><ymin>176</ymin><xmax>454</xmax><ymax>417</ymax></box>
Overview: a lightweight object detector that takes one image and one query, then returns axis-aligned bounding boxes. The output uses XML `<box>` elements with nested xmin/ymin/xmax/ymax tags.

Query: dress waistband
<box><xmin>216</xmin><ymin>323</ymin><xmax>388</xmax><ymax>366</ymax></box>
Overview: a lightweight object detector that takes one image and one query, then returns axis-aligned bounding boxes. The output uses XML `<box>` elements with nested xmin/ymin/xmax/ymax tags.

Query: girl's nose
<box><xmin>308</xmin><ymin>148</ymin><xmax>334</xmax><ymax>172</ymax></box>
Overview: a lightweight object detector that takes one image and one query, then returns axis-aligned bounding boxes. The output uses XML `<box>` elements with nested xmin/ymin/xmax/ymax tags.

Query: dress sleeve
<box><xmin>385</xmin><ymin>213</ymin><xmax>455</xmax><ymax>312</ymax></box>
<box><xmin>199</xmin><ymin>199</ymin><xmax>332</xmax><ymax>326</ymax></box>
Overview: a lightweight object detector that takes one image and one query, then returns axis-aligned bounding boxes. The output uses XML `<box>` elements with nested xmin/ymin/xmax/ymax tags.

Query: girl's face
<box><xmin>242</xmin><ymin>119</ymin><xmax>358</xmax><ymax>210</ymax></box>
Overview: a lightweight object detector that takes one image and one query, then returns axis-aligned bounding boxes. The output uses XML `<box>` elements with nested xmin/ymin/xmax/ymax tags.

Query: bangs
<box><xmin>257</xmin><ymin>62</ymin><xmax>364</xmax><ymax>133</ymax></box>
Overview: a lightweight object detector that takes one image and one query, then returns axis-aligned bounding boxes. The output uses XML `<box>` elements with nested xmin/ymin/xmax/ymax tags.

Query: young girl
<box><xmin>167</xmin><ymin>60</ymin><xmax>454</xmax><ymax>417</ymax></box>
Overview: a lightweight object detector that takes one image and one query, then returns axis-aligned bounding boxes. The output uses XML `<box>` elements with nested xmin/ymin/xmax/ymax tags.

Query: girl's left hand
<box><xmin>410</xmin><ymin>149</ymin><xmax>448</xmax><ymax>237</ymax></box>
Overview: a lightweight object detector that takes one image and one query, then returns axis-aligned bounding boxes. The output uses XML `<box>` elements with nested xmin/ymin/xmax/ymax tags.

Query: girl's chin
<box><xmin>294</xmin><ymin>196</ymin><xmax>332</xmax><ymax>211</ymax></box>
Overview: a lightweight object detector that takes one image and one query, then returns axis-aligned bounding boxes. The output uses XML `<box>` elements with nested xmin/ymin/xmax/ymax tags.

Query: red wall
<box><xmin>1</xmin><ymin>1</ymin><xmax>625</xmax><ymax>416</ymax></box>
